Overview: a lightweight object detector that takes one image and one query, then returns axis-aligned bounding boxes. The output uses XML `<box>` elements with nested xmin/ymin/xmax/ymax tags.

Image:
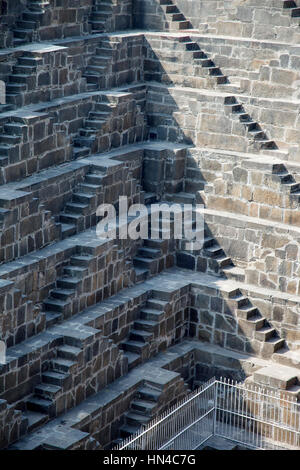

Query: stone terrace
<box><xmin>0</xmin><ymin>0</ymin><xmax>300</xmax><ymax>450</ymax></box>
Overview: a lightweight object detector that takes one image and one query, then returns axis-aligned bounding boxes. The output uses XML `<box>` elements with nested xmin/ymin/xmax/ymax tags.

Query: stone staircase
<box><xmin>89</xmin><ymin>0</ymin><xmax>113</xmax><ymax>34</ymax></box>
<box><xmin>121</xmin><ymin>292</ymin><xmax>170</xmax><ymax>369</ymax></box>
<box><xmin>0</xmin><ymin>119</ymin><xmax>24</xmax><ymax>168</ymax></box>
<box><xmin>119</xmin><ymin>383</ymin><xmax>163</xmax><ymax>438</ymax></box>
<box><xmin>6</xmin><ymin>53</ymin><xmax>43</xmax><ymax>107</ymax></box>
<box><xmin>250</xmin><ymin>363</ymin><xmax>300</xmax><ymax>401</ymax></box>
<box><xmin>42</xmin><ymin>252</ymin><xmax>97</xmax><ymax>327</ymax></box>
<box><xmin>160</xmin><ymin>0</ymin><xmax>191</xmax><ymax>31</ymax></box>
<box><xmin>224</xmin><ymin>97</ymin><xmax>278</xmax><ymax>152</ymax></box>
<box><xmin>58</xmin><ymin>170</ymin><xmax>105</xmax><ymax>239</ymax></box>
<box><xmin>73</xmin><ymin>99</ymin><xmax>114</xmax><ymax>154</ymax></box>
<box><xmin>84</xmin><ymin>40</ymin><xmax>113</xmax><ymax>91</ymax></box>
<box><xmin>25</xmin><ymin>343</ymin><xmax>81</xmax><ymax>425</ymax></box>
<box><xmin>228</xmin><ymin>289</ymin><xmax>285</xmax><ymax>359</ymax></box>
<box><xmin>12</xmin><ymin>0</ymin><xmax>50</xmax><ymax>47</ymax></box>
<box><xmin>179</xmin><ymin>36</ymin><xmax>228</xmax><ymax>85</ymax></box>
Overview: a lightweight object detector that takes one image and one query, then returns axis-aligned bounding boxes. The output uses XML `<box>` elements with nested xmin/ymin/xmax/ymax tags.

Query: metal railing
<box><xmin>115</xmin><ymin>377</ymin><xmax>300</xmax><ymax>450</ymax></box>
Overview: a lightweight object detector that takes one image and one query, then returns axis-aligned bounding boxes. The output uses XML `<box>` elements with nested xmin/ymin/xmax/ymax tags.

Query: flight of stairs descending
<box><xmin>73</xmin><ymin>99</ymin><xmax>114</xmax><ymax>154</ymax></box>
<box><xmin>121</xmin><ymin>293</ymin><xmax>170</xmax><ymax>369</ymax></box>
<box><xmin>133</xmin><ymin>239</ymin><xmax>167</xmax><ymax>282</ymax></box>
<box><xmin>58</xmin><ymin>170</ymin><xmax>105</xmax><ymax>239</ymax></box>
<box><xmin>224</xmin><ymin>97</ymin><xmax>278</xmax><ymax>152</ymax></box>
<box><xmin>42</xmin><ymin>252</ymin><xmax>96</xmax><ymax>327</ymax></box>
<box><xmin>12</xmin><ymin>0</ymin><xmax>50</xmax><ymax>47</ymax></box>
<box><xmin>25</xmin><ymin>344</ymin><xmax>81</xmax><ymax>422</ymax></box>
<box><xmin>84</xmin><ymin>40</ymin><xmax>113</xmax><ymax>91</ymax></box>
<box><xmin>160</xmin><ymin>0</ymin><xmax>192</xmax><ymax>31</ymax></box>
<box><xmin>271</xmin><ymin>164</ymin><xmax>300</xmax><ymax>199</ymax></box>
<box><xmin>179</xmin><ymin>36</ymin><xmax>227</xmax><ymax>85</ymax></box>
<box><xmin>0</xmin><ymin>119</ymin><xmax>24</xmax><ymax>168</ymax></box>
<box><xmin>119</xmin><ymin>383</ymin><xmax>163</xmax><ymax>438</ymax></box>
<box><xmin>89</xmin><ymin>0</ymin><xmax>113</xmax><ymax>34</ymax></box>
<box><xmin>230</xmin><ymin>290</ymin><xmax>285</xmax><ymax>359</ymax></box>
<box><xmin>251</xmin><ymin>364</ymin><xmax>300</xmax><ymax>401</ymax></box>
<box><xmin>6</xmin><ymin>53</ymin><xmax>42</xmax><ymax>107</ymax></box>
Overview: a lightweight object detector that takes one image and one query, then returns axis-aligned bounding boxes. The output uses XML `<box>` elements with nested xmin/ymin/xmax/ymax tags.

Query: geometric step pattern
<box><xmin>89</xmin><ymin>0</ymin><xmax>113</xmax><ymax>34</ymax></box>
<box><xmin>43</xmin><ymin>252</ymin><xmax>96</xmax><ymax>327</ymax></box>
<box><xmin>25</xmin><ymin>343</ymin><xmax>81</xmax><ymax>420</ymax></box>
<box><xmin>231</xmin><ymin>290</ymin><xmax>286</xmax><ymax>359</ymax></box>
<box><xmin>120</xmin><ymin>293</ymin><xmax>170</xmax><ymax>369</ymax></box>
<box><xmin>58</xmin><ymin>170</ymin><xmax>105</xmax><ymax>239</ymax></box>
<box><xmin>12</xmin><ymin>0</ymin><xmax>50</xmax><ymax>47</ymax></box>
<box><xmin>119</xmin><ymin>383</ymin><xmax>163</xmax><ymax>438</ymax></box>
<box><xmin>159</xmin><ymin>0</ymin><xmax>192</xmax><ymax>31</ymax></box>
<box><xmin>84</xmin><ymin>40</ymin><xmax>114</xmax><ymax>91</ymax></box>
<box><xmin>73</xmin><ymin>99</ymin><xmax>114</xmax><ymax>152</ymax></box>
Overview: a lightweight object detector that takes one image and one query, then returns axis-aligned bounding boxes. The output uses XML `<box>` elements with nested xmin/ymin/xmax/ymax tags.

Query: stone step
<box><xmin>26</xmin><ymin>397</ymin><xmax>55</xmax><ymax>416</ymax></box>
<box><xmin>134</xmin><ymin>267</ymin><xmax>149</xmax><ymax>283</ymax></box>
<box><xmin>253</xmin><ymin>365</ymin><xmax>299</xmax><ymax>390</ymax></box>
<box><xmin>146</xmin><ymin>298</ymin><xmax>168</xmax><ymax>311</ymax></box>
<box><xmin>255</xmin><ymin>326</ymin><xmax>277</xmax><ymax>342</ymax></box>
<box><xmin>73</xmin><ymin>146</ymin><xmax>91</xmax><ymax>158</ymax></box>
<box><xmin>73</xmin><ymin>192</ymin><xmax>95</xmax><ymax>205</ymax></box>
<box><xmin>50</xmin><ymin>288</ymin><xmax>76</xmax><ymax>301</ymax></box>
<box><xmin>70</xmin><ymin>254</ymin><xmax>94</xmax><ymax>267</ymax></box>
<box><xmin>63</xmin><ymin>265</ymin><xmax>88</xmax><ymax>278</ymax></box>
<box><xmin>138</xmin><ymin>386</ymin><xmax>161</xmax><ymax>402</ymax></box>
<box><xmin>121</xmin><ymin>340</ymin><xmax>146</xmax><ymax>355</ymax></box>
<box><xmin>261</xmin><ymin>337</ymin><xmax>285</xmax><ymax>357</ymax></box>
<box><xmin>42</xmin><ymin>370</ymin><xmax>70</xmax><ymax>387</ymax></box>
<box><xmin>237</xmin><ymin>305</ymin><xmax>259</xmax><ymax>320</ymax></box>
<box><xmin>125</xmin><ymin>411</ymin><xmax>151</xmax><ymax>427</ymax></box>
<box><xmin>57</xmin><ymin>345</ymin><xmax>82</xmax><ymax>361</ymax></box>
<box><xmin>124</xmin><ymin>351</ymin><xmax>141</xmax><ymax>370</ymax></box>
<box><xmin>65</xmin><ymin>201</ymin><xmax>90</xmax><ymax>215</ymax></box>
<box><xmin>131</xmin><ymin>399</ymin><xmax>156</xmax><ymax>416</ymax></box>
<box><xmin>85</xmin><ymin>173</ymin><xmax>104</xmax><ymax>185</ymax></box>
<box><xmin>273</xmin><ymin>348</ymin><xmax>300</xmax><ymax>370</ymax></box>
<box><xmin>134</xmin><ymin>319</ymin><xmax>158</xmax><ymax>333</ymax></box>
<box><xmin>57</xmin><ymin>276</ymin><xmax>82</xmax><ymax>290</ymax></box>
<box><xmin>51</xmin><ymin>358</ymin><xmax>77</xmax><ymax>374</ymax></box>
<box><xmin>45</xmin><ymin>311</ymin><xmax>63</xmax><ymax>328</ymax></box>
<box><xmin>78</xmin><ymin>183</ymin><xmax>102</xmax><ymax>194</ymax></box>
<box><xmin>140</xmin><ymin>308</ymin><xmax>165</xmax><ymax>322</ymax></box>
<box><xmin>60</xmin><ymin>223</ymin><xmax>76</xmax><ymax>239</ymax></box>
<box><xmin>34</xmin><ymin>383</ymin><xmax>61</xmax><ymax>400</ymax></box>
<box><xmin>0</xmin><ymin>134</ymin><xmax>21</xmax><ymax>145</ymax></box>
<box><xmin>43</xmin><ymin>298</ymin><xmax>71</xmax><ymax>313</ymax></box>
<box><xmin>23</xmin><ymin>410</ymin><xmax>48</xmax><ymax>433</ymax></box>
<box><xmin>133</xmin><ymin>256</ymin><xmax>156</xmax><ymax>271</ymax></box>
<box><xmin>138</xmin><ymin>247</ymin><xmax>161</xmax><ymax>259</ymax></box>
<box><xmin>120</xmin><ymin>424</ymin><xmax>141</xmax><ymax>438</ymax></box>
<box><xmin>129</xmin><ymin>329</ymin><xmax>153</xmax><ymax>343</ymax></box>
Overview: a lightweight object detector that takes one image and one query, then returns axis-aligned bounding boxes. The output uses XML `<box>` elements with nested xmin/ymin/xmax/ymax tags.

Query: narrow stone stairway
<box><xmin>84</xmin><ymin>40</ymin><xmax>113</xmax><ymax>91</ymax></box>
<box><xmin>25</xmin><ymin>344</ymin><xmax>81</xmax><ymax>422</ymax></box>
<box><xmin>43</xmin><ymin>253</ymin><xmax>96</xmax><ymax>327</ymax></box>
<box><xmin>230</xmin><ymin>290</ymin><xmax>286</xmax><ymax>358</ymax></box>
<box><xmin>119</xmin><ymin>383</ymin><xmax>163</xmax><ymax>438</ymax></box>
<box><xmin>89</xmin><ymin>0</ymin><xmax>113</xmax><ymax>34</ymax></box>
<box><xmin>6</xmin><ymin>53</ymin><xmax>42</xmax><ymax>107</ymax></box>
<box><xmin>58</xmin><ymin>170</ymin><xmax>105</xmax><ymax>239</ymax></box>
<box><xmin>160</xmin><ymin>0</ymin><xmax>192</xmax><ymax>30</ymax></box>
<box><xmin>73</xmin><ymin>100</ymin><xmax>114</xmax><ymax>154</ymax></box>
<box><xmin>121</xmin><ymin>294</ymin><xmax>169</xmax><ymax>369</ymax></box>
<box><xmin>224</xmin><ymin>97</ymin><xmax>278</xmax><ymax>151</ymax></box>
<box><xmin>12</xmin><ymin>0</ymin><xmax>50</xmax><ymax>47</ymax></box>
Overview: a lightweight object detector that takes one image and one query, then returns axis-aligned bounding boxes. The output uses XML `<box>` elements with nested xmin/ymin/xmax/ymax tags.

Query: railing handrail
<box><xmin>115</xmin><ymin>376</ymin><xmax>300</xmax><ymax>451</ymax></box>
